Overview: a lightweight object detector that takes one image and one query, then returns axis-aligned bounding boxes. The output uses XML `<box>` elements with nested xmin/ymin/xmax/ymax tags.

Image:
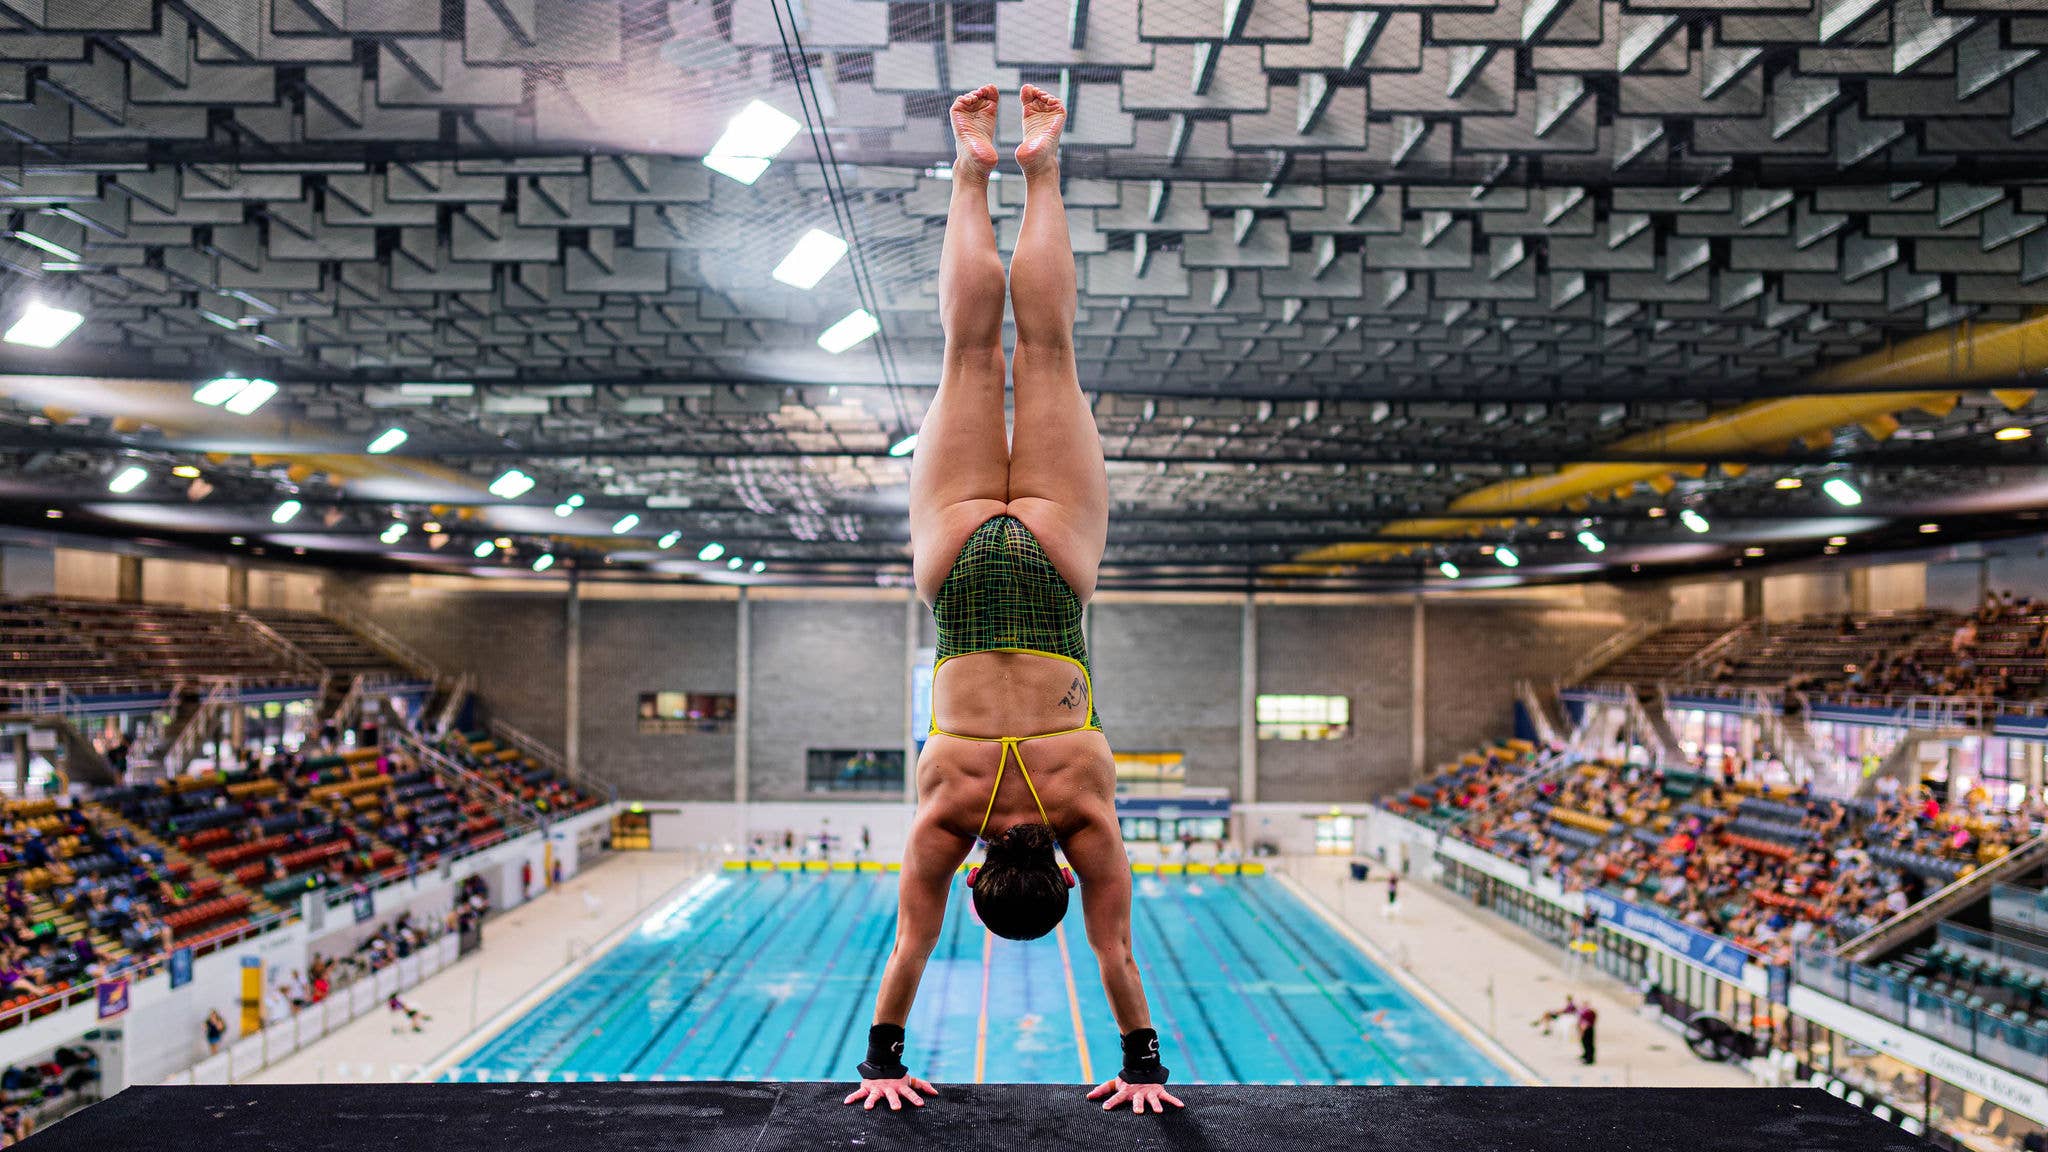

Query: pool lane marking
<box><xmin>415</xmin><ymin>868</ymin><xmax>717</xmax><ymax>1082</ymax></box>
<box><xmin>717</xmin><ymin>875</ymin><xmax>864</xmax><ymax>1080</ymax></box>
<box><xmin>642</xmin><ymin>877</ymin><xmax>834</xmax><ymax>1075</ymax></box>
<box><xmin>817</xmin><ymin>879</ymin><xmax>900</xmax><ymax>1079</ymax></box>
<box><xmin>973</xmin><ymin>928</ymin><xmax>994</xmax><ymax>1083</ymax></box>
<box><xmin>760</xmin><ymin>875</ymin><xmax>883</xmax><ymax>1079</ymax></box>
<box><xmin>1222</xmin><ymin>881</ymin><xmax>1407</xmax><ymax>1081</ymax></box>
<box><xmin>1179</xmin><ymin>879</ymin><xmax>1325</xmax><ymax>1082</ymax></box>
<box><xmin>1052</xmin><ymin>922</ymin><xmax>1095</xmax><ymax>1085</ymax></box>
<box><xmin>1269</xmin><ymin>868</ymin><xmax>1536</xmax><ymax>1085</ymax></box>
<box><xmin>1128</xmin><ymin>893</ymin><xmax>1209</xmax><ymax>1083</ymax></box>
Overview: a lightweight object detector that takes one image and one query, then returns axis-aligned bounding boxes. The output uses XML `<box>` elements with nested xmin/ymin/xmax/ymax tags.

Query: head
<box><xmin>968</xmin><ymin>823</ymin><xmax>1072</xmax><ymax>941</ymax></box>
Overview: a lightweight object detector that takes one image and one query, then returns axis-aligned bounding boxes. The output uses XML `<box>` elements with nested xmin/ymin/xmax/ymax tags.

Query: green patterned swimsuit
<box><xmin>930</xmin><ymin>514</ymin><xmax>1101</xmax><ymax>733</ymax></box>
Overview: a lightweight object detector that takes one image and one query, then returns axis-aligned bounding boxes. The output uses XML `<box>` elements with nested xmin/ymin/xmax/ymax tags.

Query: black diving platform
<box><xmin>19</xmin><ymin>1082</ymin><xmax>1933</xmax><ymax>1151</ymax></box>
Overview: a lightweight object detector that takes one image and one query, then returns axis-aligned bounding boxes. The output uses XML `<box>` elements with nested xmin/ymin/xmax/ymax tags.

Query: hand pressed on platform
<box><xmin>843</xmin><ymin>1075</ymin><xmax>938</xmax><ymax>1111</ymax></box>
<box><xmin>1087</xmin><ymin>1078</ymin><xmax>1185</xmax><ymax>1114</ymax></box>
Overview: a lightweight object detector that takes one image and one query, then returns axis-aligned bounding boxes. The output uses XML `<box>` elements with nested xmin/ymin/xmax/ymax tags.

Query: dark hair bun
<box><xmin>983</xmin><ymin>822</ymin><xmax>1057</xmax><ymax>866</ymax></box>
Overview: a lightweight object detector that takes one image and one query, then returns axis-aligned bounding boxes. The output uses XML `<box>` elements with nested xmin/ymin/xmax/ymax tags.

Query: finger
<box><xmin>1162</xmin><ymin>1090</ymin><xmax>1186</xmax><ymax>1109</ymax></box>
<box><xmin>1133</xmin><ymin>1093</ymin><xmax>1151</xmax><ymax>1115</ymax></box>
<box><xmin>863</xmin><ymin>1093</ymin><xmax>877</xmax><ymax>1111</ymax></box>
<box><xmin>917</xmin><ymin>1079</ymin><xmax>938</xmax><ymax>1094</ymax></box>
<box><xmin>1102</xmin><ymin>1087</ymin><xmax>1133</xmax><ymax>1112</ymax></box>
<box><xmin>885</xmin><ymin>1088</ymin><xmax>903</xmax><ymax>1111</ymax></box>
<box><xmin>843</xmin><ymin>1089</ymin><xmax>865</xmax><ymax>1105</ymax></box>
<box><xmin>1086</xmin><ymin>1081</ymin><xmax>1115</xmax><ymax>1100</ymax></box>
<box><xmin>902</xmin><ymin>1087</ymin><xmax>925</xmax><ymax>1107</ymax></box>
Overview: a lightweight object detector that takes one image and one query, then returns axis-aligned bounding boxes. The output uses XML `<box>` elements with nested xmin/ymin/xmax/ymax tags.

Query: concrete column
<box><xmin>11</xmin><ymin>733</ymin><xmax>27</xmax><ymax>795</ymax></box>
<box><xmin>904</xmin><ymin>590</ymin><xmax>921</xmax><ymax>804</ymax></box>
<box><xmin>1410</xmin><ymin>594</ymin><xmax>1427</xmax><ymax>779</ymax></box>
<box><xmin>225</xmin><ymin>563</ymin><xmax>249</xmax><ymax>610</ymax></box>
<box><xmin>115</xmin><ymin>555</ymin><xmax>143</xmax><ymax>603</ymax></box>
<box><xmin>1238</xmin><ymin>594</ymin><xmax>1258</xmax><ymax>803</ymax></box>
<box><xmin>734</xmin><ymin>586</ymin><xmax>751</xmax><ymax>805</ymax></box>
<box><xmin>1741</xmin><ymin>575</ymin><xmax>1765</xmax><ymax>620</ymax></box>
<box><xmin>564</xmin><ymin>571</ymin><xmax>582</xmax><ymax>782</ymax></box>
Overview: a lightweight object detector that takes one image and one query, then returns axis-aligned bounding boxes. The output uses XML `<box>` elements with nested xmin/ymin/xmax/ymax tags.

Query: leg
<box><xmin>1004</xmin><ymin>85</ymin><xmax>1107</xmax><ymax>602</ymax></box>
<box><xmin>911</xmin><ymin>85</ymin><xmax>1011</xmax><ymax>604</ymax></box>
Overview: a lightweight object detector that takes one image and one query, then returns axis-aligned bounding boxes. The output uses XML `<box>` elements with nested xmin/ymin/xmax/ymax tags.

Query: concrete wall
<box><xmin>747</xmin><ymin>596</ymin><xmax>910</xmax><ymax>802</ymax></box>
<box><xmin>1256</xmin><ymin>602</ymin><xmax>1412</xmax><ymax>802</ymax></box>
<box><xmin>1090</xmin><ymin>599</ymin><xmax>1244</xmax><ymax>793</ymax></box>
<box><xmin>579</xmin><ymin>597</ymin><xmax>739</xmax><ymax>801</ymax></box>
<box><xmin>1422</xmin><ymin>600</ymin><xmax>1622</xmax><ymax>767</ymax></box>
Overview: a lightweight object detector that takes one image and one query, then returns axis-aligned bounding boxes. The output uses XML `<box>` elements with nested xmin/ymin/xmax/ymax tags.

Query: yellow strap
<box><xmin>930</xmin><ymin>648</ymin><xmax>1096</xmax><ymax>738</ymax></box>
<box><xmin>974</xmin><ymin>737</ymin><xmax>1054</xmax><ymax>841</ymax></box>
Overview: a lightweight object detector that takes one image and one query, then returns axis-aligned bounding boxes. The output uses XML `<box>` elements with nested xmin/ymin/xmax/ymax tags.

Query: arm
<box><xmin>1064</xmin><ymin>811</ymin><xmax>1183</xmax><ymax>1113</ymax></box>
<box><xmin>845</xmin><ymin>808</ymin><xmax>969</xmax><ymax>1111</ymax></box>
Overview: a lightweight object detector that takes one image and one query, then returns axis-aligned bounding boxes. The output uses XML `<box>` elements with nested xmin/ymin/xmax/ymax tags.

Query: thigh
<box><xmin>910</xmin><ymin>349</ymin><xmax>1012</xmax><ymax>604</ymax></box>
<box><xmin>1006</xmin><ymin>344</ymin><xmax>1106</xmax><ymax>602</ymax></box>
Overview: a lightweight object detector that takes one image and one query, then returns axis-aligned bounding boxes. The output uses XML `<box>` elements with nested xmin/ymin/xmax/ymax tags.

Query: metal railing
<box><xmin>1666</xmin><ymin>618</ymin><xmax>1760</xmax><ymax>684</ymax></box>
<box><xmin>394</xmin><ymin>728</ymin><xmax>542</xmax><ymax>832</ymax></box>
<box><xmin>233</xmin><ymin>611</ymin><xmax>329</xmax><ymax>681</ymax></box>
<box><xmin>432</xmin><ymin>673</ymin><xmax>473</xmax><ymax>737</ymax></box>
<box><xmin>325</xmin><ymin>674</ymin><xmax>367</xmax><ymax>732</ymax></box>
<box><xmin>1794</xmin><ymin>948</ymin><xmax>2048</xmax><ymax>1081</ymax></box>
<box><xmin>1561</xmin><ymin>617</ymin><xmax>1662</xmax><ymax>686</ymax></box>
<box><xmin>157</xmin><ymin>678</ymin><xmax>237</xmax><ymax>774</ymax></box>
<box><xmin>328</xmin><ymin>608</ymin><xmax>442</xmax><ymax>682</ymax></box>
<box><xmin>1837</xmin><ymin>836</ymin><xmax>2048</xmax><ymax>964</ymax></box>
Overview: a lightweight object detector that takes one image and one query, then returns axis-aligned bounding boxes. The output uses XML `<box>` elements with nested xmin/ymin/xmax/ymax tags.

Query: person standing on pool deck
<box><xmin>841</xmin><ymin>84</ymin><xmax>1182</xmax><ymax>1118</ymax></box>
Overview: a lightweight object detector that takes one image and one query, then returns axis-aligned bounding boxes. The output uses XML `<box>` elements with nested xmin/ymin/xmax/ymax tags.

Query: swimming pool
<box><xmin>448</xmin><ymin>870</ymin><xmax>1507</xmax><ymax>1085</ymax></box>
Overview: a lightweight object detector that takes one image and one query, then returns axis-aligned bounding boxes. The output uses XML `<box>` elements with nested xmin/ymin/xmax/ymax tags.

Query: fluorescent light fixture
<box><xmin>611</xmin><ymin>514</ymin><xmax>640</xmax><ymax>534</ymax></box>
<box><xmin>473</xmin><ymin>540</ymin><xmax>495</xmax><ymax>559</ymax></box>
<box><xmin>398</xmin><ymin>382</ymin><xmax>473</xmax><ymax>397</ymax></box>
<box><xmin>818</xmin><ymin>308</ymin><xmax>880</xmax><ymax>354</ymax></box>
<box><xmin>366</xmin><ymin>427</ymin><xmax>408</xmax><ymax>454</ymax></box>
<box><xmin>271</xmin><ymin>499</ymin><xmax>302</xmax><ymax>524</ymax></box>
<box><xmin>1744</xmin><ymin>546</ymin><xmax>1766</xmax><ymax>557</ymax></box>
<box><xmin>532</xmin><ymin>553</ymin><xmax>555</xmax><ymax>572</ymax></box>
<box><xmin>192</xmin><ymin>377</ymin><xmax>252</xmax><ymax>406</ymax></box>
<box><xmin>1679</xmin><ymin>509</ymin><xmax>1710</xmax><ymax>534</ymax></box>
<box><xmin>1995</xmin><ymin>425</ymin><xmax>2032</xmax><ymax>441</ymax></box>
<box><xmin>380</xmin><ymin>522</ymin><xmax>408</xmax><ymax>544</ymax></box>
<box><xmin>750</xmin><ymin>560</ymin><xmax>766</xmax><ymax>574</ymax></box>
<box><xmin>221</xmin><ymin>378</ymin><xmax>278</xmax><ymax>415</ymax></box>
<box><xmin>1646</xmin><ymin>507</ymin><xmax>1666</xmax><ymax>518</ymax></box>
<box><xmin>658</xmin><ymin>531</ymin><xmax>682</xmax><ymax>550</ymax></box>
<box><xmin>1821</xmin><ymin>477</ymin><xmax>1862</xmax><ymax>507</ymax></box>
<box><xmin>422</xmin><ymin>521</ymin><xmax>442</xmax><ymax>534</ymax></box>
<box><xmin>553</xmin><ymin>502</ymin><xmax>576</xmax><ymax>517</ymax></box>
<box><xmin>1827</xmin><ymin>535</ymin><xmax>1849</xmax><ymax>546</ymax></box>
<box><xmin>702</xmin><ymin>100</ymin><xmax>803</xmax><ymax>185</ymax></box>
<box><xmin>1576</xmin><ymin>530</ymin><xmax>1606</xmax><ymax>553</ymax></box>
<box><xmin>107</xmin><ymin>466</ymin><xmax>148</xmax><ymax>494</ymax></box>
<box><xmin>727</xmin><ymin>556</ymin><xmax>745</xmax><ymax>570</ymax></box>
<box><xmin>1919</xmin><ymin>523</ymin><xmax>1940</xmax><ymax>534</ymax></box>
<box><xmin>487</xmin><ymin>470</ymin><xmax>536</xmax><ymax>499</ymax></box>
<box><xmin>1495</xmin><ymin>546</ymin><xmax>1520</xmax><ymax>568</ymax></box>
<box><xmin>698</xmin><ymin>542</ymin><xmax>725</xmax><ymax>562</ymax></box>
<box><xmin>4</xmin><ymin>302</ymin><xmax>82</xmax><ymax>348</ymax></box>
<box><xmin>1439</xmin><ymin>561</ymin><xmax>1460</xmax><ymax>579</ymax></box>
<box><xmin>172</xmin><ymin>465</ymin><xmax>201</xmax><ymax>479</ymax></box>
<box><xmin>888</xmin><ymin>433</ymin><xmax>919</xmax><ymax>458</ymax></box>
<box><xmin>1773</xmin><ymin>477</ymin><xmax>1803</xmax><ymax>490</ymax></box>
<box><xmin>567</xmin><ymin>494</ymin><xmax>585</xmax><ymax>508</ymax></box>
<box><xmin>772</xmin><ymin>229</ymin><xmax>849</xmax><ymax>290</ymax></box>
<box><xmin>11</xmin><ymin>231</ymin><xmax>77</xmax><ymax>261</ymax></box>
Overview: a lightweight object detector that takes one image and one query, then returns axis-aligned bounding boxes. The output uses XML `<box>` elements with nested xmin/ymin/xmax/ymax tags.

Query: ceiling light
<box><xmin>11</xmin><ymin>230</ymin><xmax>77</xmax><ymax>261</ymax></box>
<box><xmin>1995</xmin><ymin>425</ymin><xmax>2032</xmax><ymax>441</ymax></box>
<box><xmin>818</xmin><ymin>309</ymin><xmax>881</xmax><ymax>354</ymax></box>
<box><xmin>1774</xmin><ymin>477</ymin><xmax>1803</xmax><ymax>490</ymax></box>
<box><xmin>1821</xmin><ymin>477</ymin><xmax>1862</xmax><ymax>507</ymax></box>
<box><xmin>698</xmin><ymin>542</ymin><xmax>725</xmax><ymax>562</ymax></box>
<box><xmin>487</xmin><ymin>470</ymin><xmax>535</xmax><ymax>499</ymax></box>
<box><xmin>366</xmin><ymin>427</ymin><xmax>408</xmax><ymax>454</ymax></box>
<box><xmin>473</xmin><ymin>540</ymin><xmax>495</xmax><ymax>558</ymax></box>
<box><xmin>532</xmin><ymin>553</ymin><xmax>555</xmax><ymax>572</ymax></box>
<box><xmin>494</xmin><ymin>537</ymin><xmax>512</xmax><ymax>548</ymax></box>
<box><xmin>1576</xmin><ymin>530</ymin><xmax>1606</xmax><ymax>553</ymax></box>
<box><xmin>1827</xmin><ymin>535</ymin><xmax>1849</xmax><ymax>546</ymax></box>
<box><xmin>1439</xmin><ymin>560</ymin><xmax>1460</xmax><ymax>579</ymax></box>
<box><xmin>702</xmin><ymin>100</ymin><xmax>803</xmax><ymax>185</ymax></box>
<box><xmin>1919</xmin><ymin>523</ymin><xmax>1940</xmax><ymax>534</ymax></box>
<box><xmin>271</xmin><ymin>499</ymin><xmax>302</xmax><ymax>524</ymax></box>
<box><xmin>611</xmin><ymin>514</ymin><xmax>640</xmax><ymax>534</ymax></box>
<box><xmin>566</xmin><ymin>494</ymin><xmax>585</xmax><ymax>508</ymax></box>
<box><xmin>750</xmin><ymin>560</ymin><xmax>766</xmax><ymax>574</ymax></box>
<box><xmin>4</xmin><ymin>302</ymin><xmax>83</xmax><ymax>348</ymax></box>
<box><xmin>221</xmin><ymin>378</ymin><xmax>278</xmax><ymax>415</ymax></box>
<box><xmin>44</xmin><ymin>509</ymin><xmax>60</xmax><ymax>520</ymax></box>
<box><xmin>658</xmin><ymin>532</ymin><xmax>682</xmax><ymax>550</ymax></box>
<box><xmin>772</xmin><ymin>229</ymin><xmax>849</xmax><ymax>290</ymax></box>
<box><xmin>422</xmin><ymin>521</ymin><xmax>442</xmax><ymax>533</ymax></box>
<box><xmin>398</xmin><ymin>382</ymin><xmax>473</xmax><ymax>397</ymax></box>
<box><xmin>171</xmin><ymin>465</ymin><xmax>201</xmax><ymax>479</ymax></box>
<box><xmin>727</xmin><ymin>556</ymin><xmax>745</xmax><ymax>570</ymax></box>
<box><xmin>553</xmin><ymin>502</ymin><xmax>576</xmax><ymax>517</ymax></box>
<box><xmin>1647</xmin><ymin>507</ymin><xmax>1666</xmax><ymax>518</ymax></box>
<box><xmin>192</xmin><ymin>377</ymin><xmax>251</xmax><ymax>406</ymax></box>
<box><xmin>1744</xmin><ymin>547</ymin><xmax>1766</xmax><ymax>557</ymax></box>
<box><xmin>1495</xmin><ymin>546</ymin><xmax>1520</xmax><ymax>568</ymax></box>
<box><xmin>380</xmin><ymin>522</ymin><xmax>409</xmax><ymax>544</ymax></box>
<box><xmin>1679</xmin><ymin>509</ymin><xmax>1710</xmax><ymax>534</ymax></box>
<box><xmin>888</xmin><ymin>433</ymin><xmax>919</xmax><ymax>457</ymax></box>
<box><xmin>107</xmin><ymin>466</ymin><xmax>148</xmax><ymax>494</ymax></box>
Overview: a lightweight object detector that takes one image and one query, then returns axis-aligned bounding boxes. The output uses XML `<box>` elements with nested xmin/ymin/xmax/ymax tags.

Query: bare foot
<box><xmin>1015</xmin><ymin>83</ymin><xmax>1066</xmax><ymax>177</ymax></box>
<box><xmin>950</xmin><ymin>84</ymin><xmax>999</xmax><ymax>180</ymax></box>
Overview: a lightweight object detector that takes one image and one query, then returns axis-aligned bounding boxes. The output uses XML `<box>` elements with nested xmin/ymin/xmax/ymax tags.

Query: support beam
<box><xmin>1239</xmin><ymin>594</ymin><xmax>1258</xmax><ymax>805</ymax></box>
<box><xmin>115</xmin><ymin>555</ymin><xmax>142</xmax><ymax>603</ymax></box>
<box><xmin>1410</xmin><ymin>594</ymin><xmax>1427</xmax><ymax>780</ymax></box>
<box><xmin>734</xmin><ymin>586</ymin><xmax>751</xmax><ymax>805</ymax></box>
<box><xmin>564</xmin><ymin>570</ymin><xmax>582</xmax><ymax>782</ymax></box>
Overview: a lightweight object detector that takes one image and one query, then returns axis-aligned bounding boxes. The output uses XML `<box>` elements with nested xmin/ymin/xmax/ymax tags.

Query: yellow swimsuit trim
<box><xmin>928</xmin><ymin>647</ymin><xmax>1102</xmax><ymax>840</ymax></box>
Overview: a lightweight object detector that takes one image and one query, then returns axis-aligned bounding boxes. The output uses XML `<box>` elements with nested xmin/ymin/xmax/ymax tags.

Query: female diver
<box><xmin>840</xmin><ymin>85</ymin><xmax>1183</xmax><ymax>1116</ymax></box>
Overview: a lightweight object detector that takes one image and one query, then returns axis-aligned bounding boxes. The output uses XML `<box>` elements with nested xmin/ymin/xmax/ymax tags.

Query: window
<box><xmin>1256</xmin><ymin>694</ymin><xmax>1351</xmax><ymax>740</ymax></box>
<box><xmin>637</xmin><ymin>692</ymin><xmax>735</xmax><ymax>734</ymax></box>
<box><xmin>806</xmin><ymin>748</ymin><xmax>905</xmax><ymax>794</ymax></box>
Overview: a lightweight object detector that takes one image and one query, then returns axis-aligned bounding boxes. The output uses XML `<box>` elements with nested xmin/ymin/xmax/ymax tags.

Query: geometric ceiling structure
<box><xmin>2</xmin><ymin>0</ymin><xmax>2048</xmax><ymax>589</ymax></box>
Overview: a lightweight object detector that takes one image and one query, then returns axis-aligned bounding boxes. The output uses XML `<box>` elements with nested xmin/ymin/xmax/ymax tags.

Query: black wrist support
<box><xmin>858</xmin><ymin>1023</ymin><xmax>908</xmax><ymax>1080</ymax></box>
<box><xmin>1119</xmin><ymin>1027</ymin><xmax>1170</xmax><ymax>1084</ymax></box>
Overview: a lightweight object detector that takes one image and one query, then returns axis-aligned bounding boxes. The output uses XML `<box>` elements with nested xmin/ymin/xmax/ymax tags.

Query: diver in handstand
<box><xmin>841</xmin><ymin>84</ymin><xmax>1182</xmax><ymax>1117</ymax></box>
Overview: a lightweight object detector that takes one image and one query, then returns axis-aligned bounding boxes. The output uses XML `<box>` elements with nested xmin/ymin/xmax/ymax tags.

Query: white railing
<box><xmin>159</xmin><ymin>679</ymin><xmax>237</xmax><ymax>773</ymax></box>
<box><xmin>432</xmin><ymin>672</ymin><xmax>472</xmax><ymax>736</ymax></box>
<box><xmin>328</xmin><ymin>609</ymin><xmax>441</xmax><ymax>682</ymax></box>
<box><xmin>394</xmin><ymin>728</ymin><xmax>542</xmax><ymax>832</ymax></box>
<box><xmin>325</xmin><ymin>674</ymin><xmax>367</xmax><ymax>731</ymax></box>
<box><xmin>1667</xmin><ymin>619</ymin><xmax>1760</xmax><ymax>684</ymax></box>
<box><xmin>1561</xmin><ymin>618</ymin><xmax>1661</xmax><ymax>685</ymax></box>
<box><xmin>233</xmin><ymin>611</ymin><xmax>328</xmax><ymax>681</ymax></box>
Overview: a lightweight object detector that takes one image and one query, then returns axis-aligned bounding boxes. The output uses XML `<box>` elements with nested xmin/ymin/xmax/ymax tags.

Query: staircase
<box><xmin>28</xmin><ymin>717</ymin><xmax>114</xmax><ymax>787</ymax></box>
<box><xmin>1628</xmin><ymin>686</ymin><xmax>1688</xmax><ymax>765</ymax></box>
<box><xmin>1514</xmin><ymin>679</ymin><xmax>1572</xmax><ymax>746</ymax></box>
<box><xmin>1837</xmin><ymin>836</ymin><xmax>2048</xmax><ymax>965</ymax></box>
<box><xmin>97</xmin><ymin>807</ymin><xmax>286</xmax><ymax>935</ymax></box>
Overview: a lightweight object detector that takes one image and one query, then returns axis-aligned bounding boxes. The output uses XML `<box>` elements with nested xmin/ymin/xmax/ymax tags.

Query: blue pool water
<box><xmin>450</xmin><ymin>871</ymin><xmax>1507</xmax><ymax>1085</ymax></box>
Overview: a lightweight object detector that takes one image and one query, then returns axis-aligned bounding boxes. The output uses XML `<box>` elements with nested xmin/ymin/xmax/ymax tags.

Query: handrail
<box><xmin>327</xmin><ymin>608</ymin><xmax>441</xmax><ymax>682</ymax></box>
<box><xmin>1562</xmin><ymin>618</ymin><xmax>1662</xmax><ymax>686</ymax></box>
<box><xmin>1835</xmin><ymin>835</ymin><xmax>2048</xmax><ymax>964</ymax></box>
<box><xmin>433</xmin><ymin>672</ymin><xmax>473</xmax><ymax>736</ymax></box>
<box><xmin>325</xmin><ymin>673</ymin><xmax>367</xmax><ymax>731</ymax></box>
<box><xmin>1667</xmin><ymin>618</ymin><xmax>1760</xmax><ymax>685</ymax></box>
<box><xmin>233</xmin><ymin>611</ymin><xmax>329</xmax><ymax>681</ymax></box>
<box><xmin>482</xmin><ymin>716</ymin><xmax>620</xmax><ymax>801</ymax></box>
<box><xmin>157</xmin><ymin>678</ymin><xmax>237</xmax><ymax>773</ymax></box>
<box><xmin>394</xmin><ymin>728</ymin><xmax>543</xmax><ymax>832</ymax></box>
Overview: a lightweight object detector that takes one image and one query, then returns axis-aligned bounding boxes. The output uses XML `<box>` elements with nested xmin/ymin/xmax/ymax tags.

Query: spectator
<box><xmin>205</xmin><ymin>1009</ymin><xmax>227</xmax><ymax>1053</ymax></box>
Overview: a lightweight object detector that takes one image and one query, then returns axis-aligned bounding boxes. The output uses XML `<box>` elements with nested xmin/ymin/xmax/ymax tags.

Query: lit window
<box><xmin>1255</xmin><ymin>694</ymin><xmax>1352</xmax><ymax>741</ymax></box>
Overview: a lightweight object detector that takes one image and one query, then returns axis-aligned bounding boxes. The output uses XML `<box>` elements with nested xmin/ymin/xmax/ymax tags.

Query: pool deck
<box><xmin>25</xmin><ymin>1083</ymin><xmax>1929</xmax><ymax>1152</ymax></box>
